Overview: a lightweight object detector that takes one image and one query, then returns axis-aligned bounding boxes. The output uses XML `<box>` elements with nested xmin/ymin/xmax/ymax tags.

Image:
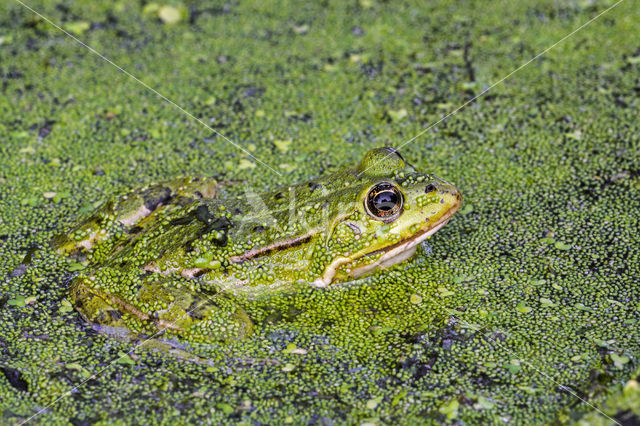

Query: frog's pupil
<box><xmin>374</xmin><ymin>191</ymin><xmax>397</xmax><ymax>211</ymax></box>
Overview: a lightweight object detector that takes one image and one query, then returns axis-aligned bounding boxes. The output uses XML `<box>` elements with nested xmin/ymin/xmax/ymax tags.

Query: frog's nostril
<box><xmin>424</xmin><ymin>183</ymin><xmax>437</xmax><ymax>194</ymax></box>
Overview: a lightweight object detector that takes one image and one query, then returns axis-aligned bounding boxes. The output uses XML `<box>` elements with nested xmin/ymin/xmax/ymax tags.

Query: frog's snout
<box><xmin>426</xmin><ymin>178</ymin><xmax>462</xmax><ymax>209</ymax></box>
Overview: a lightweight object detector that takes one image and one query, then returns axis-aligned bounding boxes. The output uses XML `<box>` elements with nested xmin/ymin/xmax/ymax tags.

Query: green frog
<box><xmin>53</xmin><ymin>147</ymin><xmax>461</xmax><ymax>347</ymax></box>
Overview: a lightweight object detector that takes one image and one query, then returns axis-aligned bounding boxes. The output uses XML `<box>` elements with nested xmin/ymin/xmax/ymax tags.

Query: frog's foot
<box><xmin>53</xmin><ymin>176</ymin><xmax>219</xmax><ymax>257</ymax></box>
<box><xmin>70</xmin><ymin>273</ymin><xmax>254</xmax><ymax>345</ymax></box>
<box><xmin>70</xmin><ymin>279</ymin><xmax>230</xmax><ymax>364</ymax></box>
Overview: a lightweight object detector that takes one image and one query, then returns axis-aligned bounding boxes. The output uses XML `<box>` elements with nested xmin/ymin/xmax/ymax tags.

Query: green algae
<box><xmin>0</xmin><ymin>0</ymin><xmax>639</xmax><ymax>424</ymax></box>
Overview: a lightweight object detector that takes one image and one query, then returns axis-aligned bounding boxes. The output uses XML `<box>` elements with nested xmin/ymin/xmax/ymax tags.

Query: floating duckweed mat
<box><xmin>1</xmin><ymin>0</ymin><xmax>639</xmax><ymax>424</ymax></box>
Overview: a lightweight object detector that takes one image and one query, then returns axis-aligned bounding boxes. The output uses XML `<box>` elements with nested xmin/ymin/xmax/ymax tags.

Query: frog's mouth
<box><xmin>313</xmin><ymin>204</ymin><xmax>460</xmax><ymax>287</ymax></box>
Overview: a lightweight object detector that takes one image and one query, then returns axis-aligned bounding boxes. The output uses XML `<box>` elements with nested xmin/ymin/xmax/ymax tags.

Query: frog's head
<box><xmin>316</xmin><ymin>147</ymin><xmax>461</xmax><ymax>286</ymax></box>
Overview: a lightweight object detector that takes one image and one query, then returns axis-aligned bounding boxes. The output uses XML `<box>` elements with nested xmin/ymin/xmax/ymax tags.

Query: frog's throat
<box><xmin>312</xmin><ymin>209</ymin><xmax>458</xmax><ymax>287</ymax></box>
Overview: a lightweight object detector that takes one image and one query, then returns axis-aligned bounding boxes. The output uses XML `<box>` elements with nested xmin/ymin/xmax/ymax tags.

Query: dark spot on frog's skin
<box><xmin>188</xmin><ymin>304</ymin><xmax>207</xmax><ymax>320</ymax></box>
<box><xmin>425</xmin><ymin>184</ymin><xmax>437</xmax><ymax>194</ymax></box>
<box><xmin>175</xmin><ymin>195</ymin><xmax>197</xmax><ymax>207</ymax></box>
<box><xmin>108</xmin><ymin>310</ymin><xmax>123</xmax><ymax>320</ymax></box>
<box><xmin>143</xmin><ymin>186</ymin><xmax>172</xmax><ymax>211</ymax></box>
<box><xmin>172</xmin><ymin>205</ymin><xmax>233</xmax><ymax>246</ymax></box>
<box><xmin>199</xmin><ymin>212</ymin><xmax>233</xmax><ymax>246</ymax></box>
<box><xmin>74</xmin><ymin>298</ymin><xmax>85</xmax><ymax>310</ymax></box>
<box><xmin>187</xmin><ymin>293</ymin><xmax>224</xmax><ymax>319</ymax></box>
<box><xmin>96</xmin><ymin>311</ymin><xmax>111</xmax><ymax>324</ymax></box>
<box><xmin>440</xmin><ymin>199</ymin><xmax>445</xmax><ymax>204</ymax></box>
<box><xmin>274</xmin><ymin>192</ymin><xmax>284</xmax><ymax>200</ymax></box>
<box><xmin>194</xmin><ymin>205</ymin><xmax>213</xmax><ymax>223</ymax></box>
<box><xmin>191</xmin><ymin>269</ymin><xmax>209</xmax><ymax>278</ymax></box>
<box><xmin>212</xmin><ymin>231</ymin><xmax>229</xmax><ymax>247</ymax></box>
<box><xmin>128</xmin><ymin>225</ymin><xmax>143</xmax><ymax>234</ymax></box>
<box><xmin>194</xmin><ymin>190</ymin><xmax>204</xmax><ymax>198</ymax></box>
<box><xmin>308</xmin><ymin>182</ymin><xmax>323</xmax><ymax>193</ymax></box>
<box><xmin>203</xmin><ymin>215</ymin><xmax>231</xmax><ymax>231</ymax></box>
<box><xmin>187</xmin><ymin>298</ymin><xmax>200</xmax><ymax>311</ymax></box>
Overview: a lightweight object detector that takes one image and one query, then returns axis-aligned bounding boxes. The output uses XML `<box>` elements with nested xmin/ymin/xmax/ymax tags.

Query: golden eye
<box><xmin>365</xmin><ymin>183</ymin><xmax>403</xmax><ymax>222</ymax></box>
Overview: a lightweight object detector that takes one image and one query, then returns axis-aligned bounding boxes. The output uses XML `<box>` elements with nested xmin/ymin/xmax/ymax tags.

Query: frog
<box><xmin>53</xmin><ymin>147</ymin><xmax>461</xmax><ymax>348</ymax></box>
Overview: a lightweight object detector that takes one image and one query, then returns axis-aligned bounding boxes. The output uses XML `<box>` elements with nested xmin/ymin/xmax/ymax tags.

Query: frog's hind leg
<box><xmin>53</xmin><ymin>176</ymin><xmax>220</xmax><ymax>257</ymax></box>
<box><xmin>71</xmin><ymin>270</ymin><xmax>253</xmax><ymax>346</ymax></box>
<box><xmin>136</xmin><ymin>275</ymin><xmax>254</xmax><ymax>344</ymax></box>
<box><xmin>69</xmin><ymin>274</ymin><xmax>247</xmax><ymax>364</ymax></box>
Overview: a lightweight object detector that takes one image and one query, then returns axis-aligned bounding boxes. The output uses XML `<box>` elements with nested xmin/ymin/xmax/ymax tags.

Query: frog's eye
<box><xmin>365</xmin><ymin>183</ymin><xmax>404</xmax><ymax>222</ymax></box>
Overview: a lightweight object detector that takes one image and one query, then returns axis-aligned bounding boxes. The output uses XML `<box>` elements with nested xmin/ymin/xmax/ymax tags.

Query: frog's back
<box><xmin>53</xmin><ymin>176</ymin><xmax>220</xmax><ymax>259</ymax></box>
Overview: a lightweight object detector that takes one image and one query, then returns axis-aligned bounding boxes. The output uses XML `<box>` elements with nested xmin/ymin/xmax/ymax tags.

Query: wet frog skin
<box><xmin>53</xmin><ymin>147</ymin><xmax>461</xmax><ymax>345</ymax></box>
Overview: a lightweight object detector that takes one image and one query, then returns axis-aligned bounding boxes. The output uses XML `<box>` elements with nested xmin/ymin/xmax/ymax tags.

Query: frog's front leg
<box><xmin>70</xmin><ymin>270</ymin><xmax>254</xmax><ymax>343</ymax></box>
<box><xmin>53</xmin><ymin>176</ymin><xmax>219</xmax><ymax>256</ymax></box>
